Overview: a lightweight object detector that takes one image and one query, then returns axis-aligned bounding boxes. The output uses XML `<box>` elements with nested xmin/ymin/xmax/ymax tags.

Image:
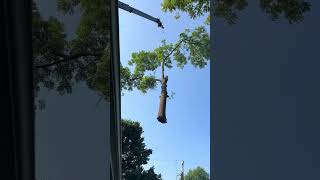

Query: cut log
<box><xmin>157</xmin><ymin>76</ymin><xmax>168</xmax><ymax>123</ymax></box>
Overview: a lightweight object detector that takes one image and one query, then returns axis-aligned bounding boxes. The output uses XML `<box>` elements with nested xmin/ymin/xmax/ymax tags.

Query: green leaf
<box><xmin>137</xmin><ymin>76</ymin><xmax>158</xmax><ymax>93</ymax></box>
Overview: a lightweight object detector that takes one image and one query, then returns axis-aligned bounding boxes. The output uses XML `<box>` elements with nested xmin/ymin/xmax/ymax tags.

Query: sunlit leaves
<box><xmin>154</xmin><ymin>40</ymin><xmax>174</xmax><ymax>69</ymax></box>
<box><xmin>129</xmin><ymin>51</ymin><xmax>160</xmax><ymax>75</ymax></box>
<box><xmin>161</xmin><ymin>0</ymin><xmax>210</xmax><ymax>19</ymax></box>
<box><xmin>186</xmin><ymin>26</ymin><xmax>210</xmax><ymax>68</ymax></box>
<box><xmin>204</xmin><ymin>15</ymin><xmax>210</xmax><ymax>25</ymax></box>
<box><xmin>162</xmin><ymin>0</ymin><xmax>311</xmax><ymax>25</ymax></box>
<box><xmin>173</xmin><ymin>48</ymin><xmax>187</xmax><ymax>68</ymax></box>
<box><xmin>124</xmin><ymin>26</ymin><xmax>210</xmax><ymax>94</ymax></box>
<box><xmin>120</xmin><ymin>66</ymin><xmax>135</xmax><ymax>91</ymax></box>
<box><xmin>137</xmin><ymin>76</ymin><xmax>158</xmax><ymax>93</ymax></box>
<box><xmin>185</xmin><ymin>166</ymin><xmax>209</xmax><ymax>180</ymax></box>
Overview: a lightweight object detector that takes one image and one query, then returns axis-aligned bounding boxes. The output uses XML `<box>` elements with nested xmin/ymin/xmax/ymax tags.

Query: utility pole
<box><xmin>179</xmin><ymin>160</ymin><xmax>184</xmax><ymax>180</ymax></box>
<box><xmin>118</xmin><ymin>1</ymin><xmax>164</xmax><ymax>28</ymax></box>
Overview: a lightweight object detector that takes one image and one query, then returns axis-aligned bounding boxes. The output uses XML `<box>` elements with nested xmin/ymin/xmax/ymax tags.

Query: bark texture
<box><xmin>157</xmin><ymin>76</ymin><xmax>168</xmax><ymax>123</ymax></box>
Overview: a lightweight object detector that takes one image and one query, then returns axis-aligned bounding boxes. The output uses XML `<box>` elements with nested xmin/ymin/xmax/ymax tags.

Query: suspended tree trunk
<box><xmin>157</xmin><ymin>57</ymin><xmax>169</xmax><ymax>123</ymax></box>
<box><xmin>156</xmin><ymin>39</ymin><xmax>186</xmax><ymax>123</ymax></box>
<box><xmin>157</xmin><ymin>75</ymin><xmax>168</xmax><ymax>123</ymax></box>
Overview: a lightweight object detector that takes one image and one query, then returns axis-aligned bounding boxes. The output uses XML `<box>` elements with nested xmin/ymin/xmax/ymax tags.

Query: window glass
<box><xmin>32</xmin><ymin>0</ymin><xmax>112</xmax><ymax>179</ymax></box>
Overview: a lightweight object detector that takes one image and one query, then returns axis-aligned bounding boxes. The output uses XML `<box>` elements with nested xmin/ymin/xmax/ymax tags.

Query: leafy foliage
<box><xmin>162</xmin><ymin>0</ymin><xmax>210</xmax><ymax>19</ymax></box>
<box><xmin>124</xmin><ymin>0</ymin><xmax>311</xmax><ymax>96</ymax></box>
<box><xmin>124</xmin><ymin>26</ymin><xmax>210</xmax><ymax>93</ymax></box>
<box><xmin>32</xmin><ymin>0</ymin><xmax>312</xmax><ymax>109</ymax></box>
<box><xmin>161</xmin><ymin>0</ymin><xmax>311</xmax><ymax>24</ymax></box>
<box><xmin>259</xmin><ymin>0</ymin><xmax>311</xmax><ymax>24</ymax></box>
<box><xmin>214</xmin><ymin>0</ymin><xmax>311</xmax><ymax>24</ymax></box>
<box><xmin>121</xmin><ymin>119</ymin><xmax>162</xmax><ymax>180</ymax></box>
<box><xmin>212</xmin><ymin>0</ymin><xmax>248</xmax><ymax>24</ymax></box>
<box><xmin>185</xmin><ymin>166</ymin><xmax>210</xmax><ymax>180</ymax></box>
<box><xmin>32</xmin><ymin>0</ymin><xmax>112</xmax><ymax>109</ymax></box>
<box><xmin>89</xmin><ymin>47</ymin><xmax>112</xmax><ymax>101</ymax></box>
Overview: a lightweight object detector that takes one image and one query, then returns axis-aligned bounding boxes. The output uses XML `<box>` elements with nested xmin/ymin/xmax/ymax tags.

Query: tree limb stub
<box><xmin>157</xmin><ymin>75</ymin><xmax>168</xmax><ymax>123</ymax></box>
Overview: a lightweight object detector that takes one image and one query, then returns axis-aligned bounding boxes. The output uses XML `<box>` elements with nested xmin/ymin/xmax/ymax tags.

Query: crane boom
<box><xmin>118</xmin><ymin>1</ymin><xmax>164</xmax><ymax>28</ymax></box>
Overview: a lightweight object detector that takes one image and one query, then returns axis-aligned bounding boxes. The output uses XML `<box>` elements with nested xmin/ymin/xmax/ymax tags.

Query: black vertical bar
<box><xmin>1</xmin><ymin>1</ymin><xmax>16</xmax><ymax>179</ymax></box>
<box><xmin>4</xmin><ymin>0</ymin><xmax>34</xmax><ymax>180</ymax></box>
<box><xmin>110</xmin><ymin>0</ymin><xmax>122</xmax><ymax>179</ymax></box>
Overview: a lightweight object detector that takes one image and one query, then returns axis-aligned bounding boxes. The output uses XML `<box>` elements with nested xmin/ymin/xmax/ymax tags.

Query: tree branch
<box><xmin>162</xmin><ymin>39</ymin><xmax>185</xmax><ymax>64</ymax></box>
<box><xmin>35</xmin><ymin>52</ymin><xmax>103</xmax><ymax>68</ymax></box>
<box><xmin>129</xmin><ymin>74</ymin><xmax>143</xmax><ymax>82</ymax></box>
<box><xmin>161</xmin><ymin>38</ymin><xmax>186</xmax><ymax>79</ymax></box>
<box><xmin>128</xmin><ymin>75</ymin><xmax>161</xmax><ymax>83</ymax></box>
<box><xmin>161</xmin><ymin>60</ymin><xmax>165</xmax><ymax>80</ymax></box>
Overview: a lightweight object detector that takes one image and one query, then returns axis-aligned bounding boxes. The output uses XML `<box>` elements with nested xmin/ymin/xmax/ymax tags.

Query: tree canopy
<box><xmin>123</xmin><ymin>0</ymin><xmax>311</xmax><ymax>122</ymax></box>
<box><xmin>161</xmin><ymin>0</ymin><xmax>311</xmax><ymax>24</ymax></box>
<box><xmin>32</xmin><ymin>0</ymin><xmax>312</xmax><ymax>111</ymax></box>
<box><xmin>121</xmin><ymin>119</ymin><xmax>162</xmax><ymax>180</ymax></box>
<box><xmin>185</xmin><ymin>166</ymin><xmax>210</xmax><ymax>180</ymax></box>
<box><xmin>33</xmin><ymin>0</ymin><xmax>113</xmax><ymax>110</ymax></box>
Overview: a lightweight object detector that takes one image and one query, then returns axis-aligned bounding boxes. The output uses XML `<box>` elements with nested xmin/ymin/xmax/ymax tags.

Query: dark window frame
<box><xmin>110</xmin><ymin>0</ymin><xmax>122</xmax><ymax>179</ymax></box>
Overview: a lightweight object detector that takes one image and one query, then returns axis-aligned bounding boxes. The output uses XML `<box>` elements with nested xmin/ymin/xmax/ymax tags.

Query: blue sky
<box><xmin>118</xmin><ymin>0</ymin><xmax>210</xmax><ymax>179</ymax></box>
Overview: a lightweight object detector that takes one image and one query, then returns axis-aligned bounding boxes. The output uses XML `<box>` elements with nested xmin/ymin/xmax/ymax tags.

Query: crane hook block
<box><xmin>156</xmin><ymin>19</ymin><xmax>164</xmax><ymax>29</ymax></box>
